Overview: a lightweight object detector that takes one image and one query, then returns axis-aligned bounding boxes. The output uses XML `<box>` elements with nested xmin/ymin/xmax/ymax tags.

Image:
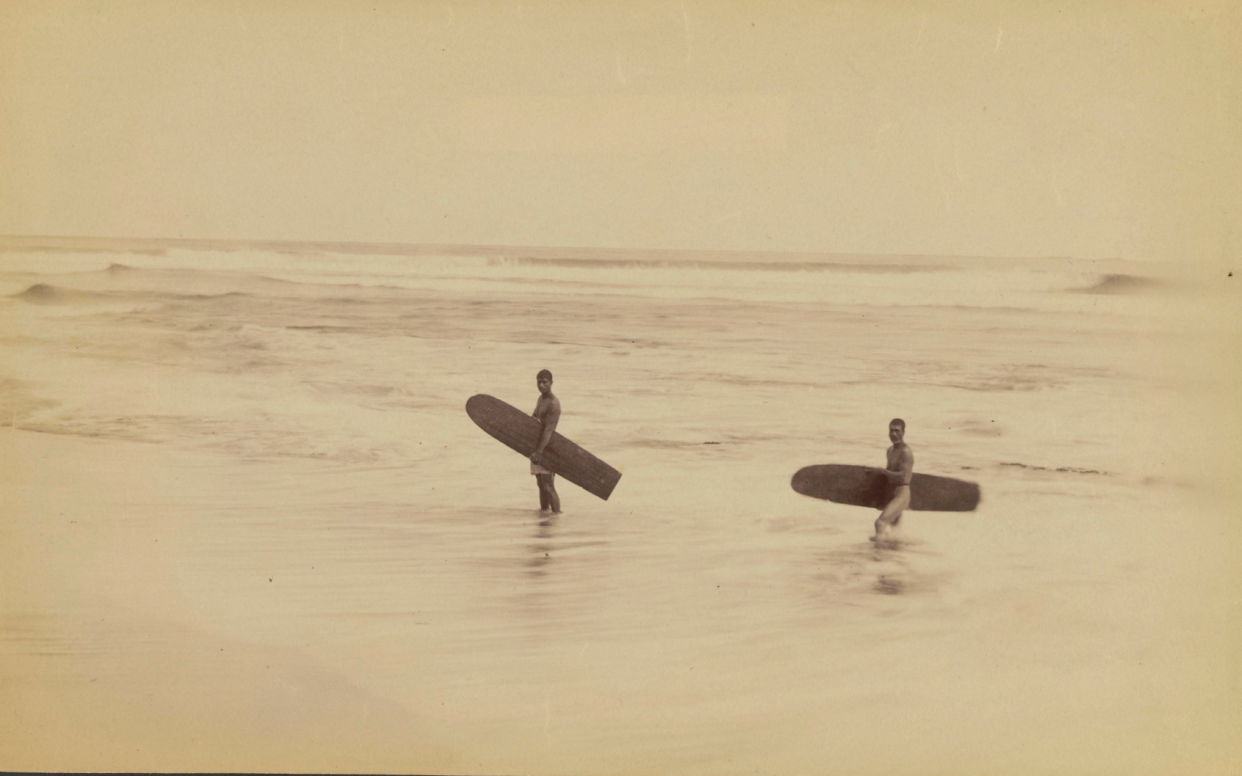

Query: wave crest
<box><xmin>14</xmin><ymin>283</ymin><xmax>69</xmax><ymax>304</ymax></box>
<box><xmin>1076</xmin><ymin>274</ymin><xmax>1168</xmax><ymax>295</ymax></box>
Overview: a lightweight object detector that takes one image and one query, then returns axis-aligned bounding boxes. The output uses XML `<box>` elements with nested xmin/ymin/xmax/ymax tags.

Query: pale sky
<box><xmin>1</xmin><ymin>0</ymin><xmax>1237</xmax><ymax>262</ymax></box>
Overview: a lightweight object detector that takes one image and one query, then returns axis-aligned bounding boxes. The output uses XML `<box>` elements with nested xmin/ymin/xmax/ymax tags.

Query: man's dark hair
<box><xmin>537</xmin><ymin>369</ymin><xmax>553</xmax><ymax>381</ymax></box>
<box><xmin>890</xmin><ymin>418</ymin><xmax>906</xmax><ymax>430</ymax></box>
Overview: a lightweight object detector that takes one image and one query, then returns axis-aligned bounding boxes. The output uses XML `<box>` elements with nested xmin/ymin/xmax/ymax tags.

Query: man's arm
<box><xmin>531</xmin><ymin>401</ymin><xmax>561</xmax><ymax>462</ymax></box>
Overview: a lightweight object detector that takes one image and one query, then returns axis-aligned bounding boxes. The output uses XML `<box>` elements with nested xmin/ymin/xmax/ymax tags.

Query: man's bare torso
<box><xmin>887</xmin><ymin>443</ymin><xmax>914</xmax><ymax>486</ymax></box>
<box><xmin>533</xmin><ymin>394</ymin><xmax>559</xmax><ymax>422</ymax></box>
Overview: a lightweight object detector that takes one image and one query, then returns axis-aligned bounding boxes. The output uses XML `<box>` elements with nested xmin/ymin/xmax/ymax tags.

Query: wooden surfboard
<box><xmin>791</xmin><ymin>464</ymin><xmax>980</xmax><ymax>512</ymax></box>
<box><xmin>466</xmin><ymin>394</ymin><xmax>622</xmax><ymax>501</ymax></box>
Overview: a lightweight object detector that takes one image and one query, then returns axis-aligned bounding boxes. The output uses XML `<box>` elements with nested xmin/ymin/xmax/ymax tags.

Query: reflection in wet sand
<box><xmin>526</xmin><ymin>512</ymin><xmax>559</xmax><ymax>577</ymax></box>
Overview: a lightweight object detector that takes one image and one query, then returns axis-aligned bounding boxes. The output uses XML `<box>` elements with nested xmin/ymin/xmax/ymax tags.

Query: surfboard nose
<box><xmin>465</xmin><ymin>394</ymin><xmax>491</xmax><ymax>423</ymax></box>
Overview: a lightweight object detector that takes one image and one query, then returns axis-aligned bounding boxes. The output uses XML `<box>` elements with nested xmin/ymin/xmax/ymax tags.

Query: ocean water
<box><xmin>1</xmin><ymin>246</ymin><xmax>1238</xmax><ymax>774</ymax></box>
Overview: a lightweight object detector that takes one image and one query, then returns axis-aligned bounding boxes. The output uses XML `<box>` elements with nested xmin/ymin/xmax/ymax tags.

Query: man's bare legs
<box><xmin>874</xmin><ymin>485</ymin><xmax>910</xmax><ymax>543</ymax></box>
<box><xmin>537</xmin><ymin>473</ymin><xmax>561</xmax><ymax>514</ymax></box>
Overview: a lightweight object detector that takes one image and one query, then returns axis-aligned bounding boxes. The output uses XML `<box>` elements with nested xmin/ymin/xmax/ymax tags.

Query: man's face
<box><xmin>537</xmin><ymin>376</ymin><xmax>552</xmax><ymax>394</ymax></box>
<box><xmin>889</xmin><ymin>424</ymin><xmax>904</xmax><ymax>444</ymax></box>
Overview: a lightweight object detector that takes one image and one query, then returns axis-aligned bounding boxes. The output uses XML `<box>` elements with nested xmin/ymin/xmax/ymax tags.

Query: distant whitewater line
<box><xmin>5</xmin><ymin>259</ymin><xmax>1177</xmax><ymax>306</ymax></box>
<box><xmin>12</xmin><ymin>281</ymin><xmax>252</xmax><ymax>305</ymax></box>
<box><xmin>488</xmin><ymin>257</ymin><xmax>960</xmax><ymax>274</ymax></box>
<box><xmin>0</xmin><ymin>234</ymin><xmax>1088</xmax><ymax>270</ymax></box>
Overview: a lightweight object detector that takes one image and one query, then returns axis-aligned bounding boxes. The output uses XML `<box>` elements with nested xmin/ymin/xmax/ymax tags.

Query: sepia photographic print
<box><xmin>1</xmin><ymin>2</ymin><xmax>1239</xmax><ymax>774</ymax></box>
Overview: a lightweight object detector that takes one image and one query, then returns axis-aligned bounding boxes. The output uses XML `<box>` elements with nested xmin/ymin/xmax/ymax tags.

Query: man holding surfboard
<box><xmin>790</xmin><ymin>421</ymin><xmax>977</xmax><ymax>520</ymax></box>
<box><xmin>874</xmin><ymin>418</ymin><xmax>914</xmax><ymax>543</ymax></box>
<box><xmin>531</xmin><ymin>369</ymin><xmax>561</xmax><ymax>514</ymax></box>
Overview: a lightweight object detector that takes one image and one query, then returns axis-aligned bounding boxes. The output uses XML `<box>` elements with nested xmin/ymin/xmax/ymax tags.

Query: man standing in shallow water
<box><xmin>874</xmin><ymin>418</ymin><xmax>914</xmax><ymax>543</ymax></box>
<box><xmin>531</xmin><ymin>369</ymin><xmax>561</xmax><ymax>514</ymax></box>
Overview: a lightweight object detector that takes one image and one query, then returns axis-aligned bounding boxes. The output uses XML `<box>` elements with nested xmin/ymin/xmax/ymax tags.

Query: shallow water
<box><xmin>1</xmin><ymin>247</ymin><xmax>1238</xmax><ymax>774</ymax></box>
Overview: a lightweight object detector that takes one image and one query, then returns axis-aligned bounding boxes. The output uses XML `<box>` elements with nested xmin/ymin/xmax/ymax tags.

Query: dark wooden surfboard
<box><xmin>466</xmin><ymin>394</ymin><xmax>621</xmax><ymax>501</ymax></box>
<box><xmin>791</xmin><ymin>464</ymin><xmax>980</xmax><ymax>512</ymax></box>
